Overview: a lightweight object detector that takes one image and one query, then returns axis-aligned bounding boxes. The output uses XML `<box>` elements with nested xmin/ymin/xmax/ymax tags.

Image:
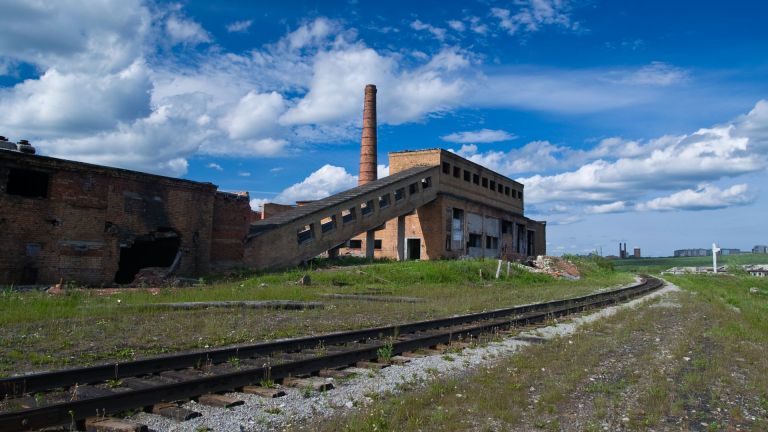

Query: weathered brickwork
<box><xmin>0</xmin><ymin>151</ymin><xmax>250</xmax><ymax>286</ymax></box>
<box><xmin>210</xmin><ymin>192</ymin><xmax>251</xmax><ymax>268</ymax></box>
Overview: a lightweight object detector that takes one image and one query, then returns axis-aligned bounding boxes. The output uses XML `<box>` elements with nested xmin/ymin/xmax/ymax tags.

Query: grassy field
<box><xmin>316</xmin><ymin>269</ymin><xmax>768</xmax><ymax>431</ymax></box>
<box><xmin>0</xmin><ymin>257</ymin><xmax>631</xmax><ymax>377</ymax></box>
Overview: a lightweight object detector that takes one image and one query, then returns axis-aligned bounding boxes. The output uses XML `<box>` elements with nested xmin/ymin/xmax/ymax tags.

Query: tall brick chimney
<box><xmin>358</xmin><ymin>84</ymin><xmax>377</xmax><ymax>186</ymax></box>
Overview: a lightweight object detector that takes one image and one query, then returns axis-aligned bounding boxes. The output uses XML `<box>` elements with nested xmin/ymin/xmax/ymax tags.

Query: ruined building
<box><xmin>0</xmin><ymin>84</ymin><xmax>545</xmax><ymax>286</ymax></box>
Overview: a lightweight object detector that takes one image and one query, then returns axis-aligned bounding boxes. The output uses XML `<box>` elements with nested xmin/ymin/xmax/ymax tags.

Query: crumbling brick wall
<box><xmin>210</xmin><ymin>191</ymin><xmax>251</xmax><ymax>268</ymax></box>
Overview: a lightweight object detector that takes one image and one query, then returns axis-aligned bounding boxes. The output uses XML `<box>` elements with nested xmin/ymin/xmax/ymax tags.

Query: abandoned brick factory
<box><xmin>0</xmin><ymin>85</ymin><xmax>546</xmax><ymax>286</ymax></box>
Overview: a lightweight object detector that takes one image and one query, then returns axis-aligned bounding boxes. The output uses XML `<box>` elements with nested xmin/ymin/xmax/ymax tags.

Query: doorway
<box><xmin>114</xmin><ymin>229</ymin><xmax>181</xmax><ymax>284</ymax></box>
<box><xmin>406</xmin><ymin>238</ymin><xmax>421</xmax><ymax>260</ymax></box>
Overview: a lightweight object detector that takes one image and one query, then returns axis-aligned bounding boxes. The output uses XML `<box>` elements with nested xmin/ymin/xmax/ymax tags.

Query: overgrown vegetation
<box><xmin>0</xmin><ymin>258</ymin><xmax>630</xmax><ymax>376</ymax></box>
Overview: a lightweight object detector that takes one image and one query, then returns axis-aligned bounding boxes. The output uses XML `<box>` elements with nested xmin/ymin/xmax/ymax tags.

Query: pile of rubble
<box><xmin>132</xmin><ymin>267</ymin><xmax>200</xmax><ymax>288</ymax></box>
<box><xmin>661</xmin><ymin>266</ymin><xmax>727</xmax><ymax>275</ymax></box>
<box><xmin>517</xmin><ymin>255</ymin><xmax>581</xmax><ymax>280</ymax></box>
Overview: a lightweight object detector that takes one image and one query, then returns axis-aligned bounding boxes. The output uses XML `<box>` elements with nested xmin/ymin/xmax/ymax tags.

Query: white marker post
<box><xmin>712</xmin><ymin>242</ymin><xmax>721</xmax><ymax>273</ymax></box>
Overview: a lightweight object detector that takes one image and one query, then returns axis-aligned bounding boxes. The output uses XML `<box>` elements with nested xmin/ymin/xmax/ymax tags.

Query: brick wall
<box><xmin>210</xmin><ymin>191</ymin><xmax>251</xmax><ymax>268</ymax></box>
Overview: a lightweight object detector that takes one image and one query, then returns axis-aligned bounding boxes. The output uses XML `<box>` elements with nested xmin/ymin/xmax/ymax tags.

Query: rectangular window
<box><xmin>481</xmin><ymin>177</ymin><xmax>488</xmax><ymax>187</ymax></box>
<box><xmin>497</xmin><ymin>183</ymin><xmax>503</xmax><ymax>193</ymax></box>
<box><xmin>473</xmin><ymin>173</ymin><xmax>480</xmax><ymax>185</ymax></box>
<box><xmin>6</xmin><ymin>168</ymin><xmax>49</xmax><ymax>198</ymax></box>
<box><xmin>485</xmin><ymin>236</ymin><xmax>499</xmax><ymax>250</ymax></box>
<box><xmin>348</xmin><ymin>239</ymin><xmax>362</xmax><ymax>249</ymax></box>
<box><xmin>409</xmin><ymin>182</ymin><xmax>419</xmax><ymax>195</ymax></box>
<box><xmin>463</xmin><ymin>170</ymin><xmax>471</xmax><ymax>182</ymax></box>
<box><xmin>453</xmin><ymin>166</ymin><xmax>461</xmax><ymax>178</ymax></box>
<box><xmin>421</xmin><ymin>176</ymin><xmax>432</xmax><ymax>189</ymax></box>
<box><xmin>378</xmin><ymin>193</ymin><xmax>391</xmax><ymax>209</ymax></box>
<box><xmin>321</xmin><ymin>215</ymin><xmax>336</xmax><ymax>233</ymax></box>
<box><xmin>519</xmin><ymin>190</ymin><xmax>523</xmax><ymax>200</ymax></box>
<box><xmin>374</xmin><ymin>239</ymin><xmax>382</xmax><ymax>249</ymax></box>
<box><xmin>361</xmin><ymin>200</ymin><xmax>374</xmax><ymax>216</ymax></box>
<box><xmin>394</xmin><ymin>187</ymin><xmax>405</xmax><ymax>201</ymax></box>
<box><xmin>468</xmin><ymin>233</ymin><xmax>482</xmax><ymax>248</ymax></box>
<box><xmin>511</xmin><ymin>189</ymin><xmax>517</xmax><ymax>199</ymax></box>
<box><xmin>342</xmin><ymin>207</ymin><xmax>356</xmax><ymax>224</ymax></box>
<box><xmin>446</xmin><ymin>234</ymin><xmax>452</xmax><ymax>251</ymax></box>
<box><xmin>489</xmin><ymin>180</ymin><xmax>496</xmax><ymax>191</ymax></box>
<box><xmin>297</xmin><ymin>223</ymin><xmax>315</xmax><ymax>244</ymax></box>
<box><xmin>502</xmin><ymin>220</ymin><xmax>513</xmax><ymax>234</ymax></box>
<box><xmin>504</xmin><ymin>186</ymin><xmax>510</xmax><ymax>196</ymax></box>
<box><xmin>442</xmin><ymin>162</ymin><xmax>450</xmax><ymax>174</ymax></box>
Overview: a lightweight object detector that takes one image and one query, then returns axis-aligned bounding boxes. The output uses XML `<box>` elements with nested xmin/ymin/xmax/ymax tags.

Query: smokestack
<box><xmin>358</xmin><ymin>84</ymin><xmax>377</xmax><ymax>186</ymax></box>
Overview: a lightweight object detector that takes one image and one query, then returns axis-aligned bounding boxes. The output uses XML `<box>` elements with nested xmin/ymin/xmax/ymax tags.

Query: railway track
<box><xmin>0</xmin><ymin>276</ymin><xmax>664</xmax><ymax>431</ymax></box>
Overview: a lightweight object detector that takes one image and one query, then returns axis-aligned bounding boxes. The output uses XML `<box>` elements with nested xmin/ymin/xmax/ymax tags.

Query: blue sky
<box><xmin>1</xmin><ymin>0</ymin><xmax>767</xmax><ymax>257</ymax></box>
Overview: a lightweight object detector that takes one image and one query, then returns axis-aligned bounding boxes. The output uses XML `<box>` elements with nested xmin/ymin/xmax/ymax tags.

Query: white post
<box><xmin>712</xmin><ymin>242</ymin><xmax>721</xmax><ymax>273</ymax></box>
<box><xmin>495</xmin><ymin>259</ymin><xmax>502</xmax><ymax>279</ymax></box>
<box><xmin>506</xmin><ymin>261</ymin><xmax>511</xmax><ymax>277</ymax></box>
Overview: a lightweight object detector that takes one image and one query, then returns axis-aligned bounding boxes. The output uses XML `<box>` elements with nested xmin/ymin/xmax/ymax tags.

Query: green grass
<box><xmin>0</xmin><ymin>258</ymin><xmax>630</xmax><ymax>376</ymax></box>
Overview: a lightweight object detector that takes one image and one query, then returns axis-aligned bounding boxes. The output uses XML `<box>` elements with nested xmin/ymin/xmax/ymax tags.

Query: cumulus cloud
<box><xmin>207</xmin><ymin>162</ymin><xmax>223</xmax><ymax>171</ymax></box>
<box><xmin>442</xmin><ymin>128</ymin><xmax>517</xmax><ymax>143</ymax></box>
<box><xmin>274</xmin><ymin>165</ymin><xmax>358</xmax><ymax>203</ymax></box>
<box><xmin>377</xmin><ymin>164</ymin><xmax>389</xmax><ymax>178</ymax></box>
<box><xmin>226</xmin><ymin>20</ymin><xmax>252</xmax><ymax>33</ymax></box>
<box><xmin>410</xmin><ymin>20</ymin><xmax>447</xmax><ymax>41</ymax></box>
<box><xmin>166</xmin><ymin>15</ymin><xmax>211</xmax><ymax>46</ymax></box>
<box><xmin>636</xmin><ymin>184</ymin><xmax>753</xmax><ymax>212</ymax></box>
<box><xmin>586</xmin><ymin>201</ymin><xmax>629</xmax><ymax>214</ymax></box>
<box><xmin>249</xmin><ymin>198</ymin><xmax>269</xmax><ymax>212</ymax></box>
<box><xmin>447</xmin><ymin>20</ymin><xmax>465</xmax><ymax>32</ymax></box>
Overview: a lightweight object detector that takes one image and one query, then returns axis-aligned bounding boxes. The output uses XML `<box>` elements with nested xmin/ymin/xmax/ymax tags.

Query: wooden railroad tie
<box><xmin>84</xmin><ymin>417</ymin><xmax>147</xmax><ymax>432</ymax></box>
<box><xmin>196</xmin><ymin>394</ymin><xmax>244</xmax><ymax>408</ymax></box>
<box><xmin>241</xmin><ymin>386</ymin><xmax>286</xmax><ymax>398</ymax></box>
<box><xmin>151</xmin><ymin>403</ymin><xmax>201</xmax><ymax>421</ymax></box>
<box><xmin>282</xmin><ymin>377</ymin><xmax>334</xmax><ymax>391</ymax></box>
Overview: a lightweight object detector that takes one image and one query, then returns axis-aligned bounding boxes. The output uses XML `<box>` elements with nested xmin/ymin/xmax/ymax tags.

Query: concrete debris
<box><xmin>132</xmin><ymin>267</ymin><xmax>201</xmax><ymax>288</ymax></box>
<box><xmin>516</xmin><ymin>256</ymin><xmax>581</xmax><ymax>280</ymax></box>
<box><xmin>661</xmin><ymin>266</ymin><xmax>728</xmax><ymax>275</ymax></box>
<box><xmin>297</xmin><ymin>274</ymin><xmax>311</xmax><ymax>286</ymax></box>
<box><xmin>749</xmin><ymin>287</ymin><xmax>760</xmax><ymax>294</ymax></box>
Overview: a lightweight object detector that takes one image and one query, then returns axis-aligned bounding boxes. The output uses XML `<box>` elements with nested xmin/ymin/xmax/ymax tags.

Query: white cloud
<box><xmin>377</xmin><ymin>164</ymin><xmax>389</xmax><ymax>178</ymax></box>
<box><xmin>274</xmin><ymin>165</ymin><xmax>358</xmax><ymax>203</ymax></box>
<box><xmin>636</xmin><ymin>184</ymin><xmax>753</xmax><ymax>212</ymax></box>
<box><xmin>615</xmin><ymin>62</ymin><xmax>688</xmax><ymax>86</ymax></box>
<box><xmin>586</xmin><ymin>201</ymin><xmax>629</xmax><ymax>214</ymax></box>
<box><xmin>249</xmin><ymin>198</ymin><xmax>269</xmax><ymax>212</ymax></box>
<box><xmin>270</xmin><ymin>167</ymin><xmax>284</xmax><ymax>173</ymax></box>
<box><xmin>226</xmin><ymin>20</ymin><xmax>252</xmax><ymax>33</ymax></box>
<box><xmin>166</xmin><ymin>15</ymin><xmax>211</xmax><ymax>46</ymax></box>
<box><xmin>447</xmin><ymin>20</ymin><xmax>465</xmax><ymax>32</ymax></box>
<box><xmin>441</xmin><ymin>128</ymin><xmax>517</xmax><ymax>143</ymax></box>
<box><xmin>207</xmin><ymin>162</ymin><xmax>223</xmax><ymax>171</ymax></box>
<box><xmin>468</xmin><ymin>16</ymin><xmax>488</xmax><ymax>35</ymax></box>
<box><xmin>491</xmin><ymin>1</ymin><xmax>575</xmax><ymax>36</ymax></box>
<box><xmin>220</xmin><ymin>91</ymin><xmax>286</xmax><ymax>140</ymax></box>
<box><xmin>410</xmin><ymin>20</ymin><xmax>447</xmax><ymax>41</ymax></box>
<box><xmin>238</xmin><ymin>171</ymin><xmax>251</xmax><ymax>177</ymax></box>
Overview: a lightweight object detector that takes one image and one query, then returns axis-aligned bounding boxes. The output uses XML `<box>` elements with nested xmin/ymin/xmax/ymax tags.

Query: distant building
<box><xmin>674</xmin><ymin>248</ymin><xmax>708</xmax><ymax>257</ymax></box>
<box><xmin>753</xmin><ymin>245</ymin><xmax>768</xmax><ymax>254</ymax></box>
<box><xmin>744</xmin><ymin>265</ymin><xmax>768</xmax><ymax>277</ymax></box>
<box><xmin>720</xmin><ymin>248</ymin><xmax>740</xmax><ymax>256</ymax></box>
<box><xmin>633</xmin><ymin>247</ymin><xmax>641</xmax><ymax>258</ymax></box>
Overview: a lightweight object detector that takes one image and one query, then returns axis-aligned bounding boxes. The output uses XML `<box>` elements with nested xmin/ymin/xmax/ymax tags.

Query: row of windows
<box><xmin>297</xmin><ymin>176</ymin><xmax>432</xmax><ymax>245</ymax></box>
<box><xmin>442</xmin><ymin>162</ymin><xmax>522</xmax><ymax>201</ymax></box>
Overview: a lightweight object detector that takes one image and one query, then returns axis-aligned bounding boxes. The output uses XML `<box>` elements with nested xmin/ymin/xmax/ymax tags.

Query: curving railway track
<box><xmin>0</xmin><ymin>276</ymin><xmax>664</xmax><ymax>431</ymax></box>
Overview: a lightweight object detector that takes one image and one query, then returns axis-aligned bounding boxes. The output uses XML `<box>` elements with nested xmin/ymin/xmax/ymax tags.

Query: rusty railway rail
<box><xmin>0</xmin><ymin>276</ymin><xmax>664</xmax><ymax>431</ymax></box>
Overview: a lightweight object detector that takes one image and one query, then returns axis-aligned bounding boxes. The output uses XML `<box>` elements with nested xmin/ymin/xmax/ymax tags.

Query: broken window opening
<box><xmin>394</xmin><ymin>187</ymin><xmax>405</xmax><ymax>201</ymax></box>
<box><xmin>519</xmin><ymin>190</ymin><xmax>523</xmax><ymax>200</ymax></box>
<box><xmin>502</xmin><ymin>220</ymin><xmax>513</xmax><ymax>234</ymax></box>
<box><xmin>463</xmin><ymin>170</ymin><xmax>471</xmax><ymax>182</ymax></box>
<box><xmin>468</xmin><ymin>233</ymin><xmax>482</xmax><ymax>248</ymax></box>
<box><xmin>409</xmin><ymin>182</ymin><xmax>419</xmax><ymax>195</ymax></box>
<box><xmin>486</xmin><ymin>236</ymin><xmax>499</xmax><ymax>250</ymax></box>
<box><xmin>374</xmin><ymin>239</ymin><xmax>382</xmax><ymax>249</ymax></box>
<box><xmin>497</xmin><ymin>183</ymin><xmax>504</xmax><ymax>193</ymax></box>
<box><xmin>361</xmin><ymin>200</ymin><xmax>374</xmax><ymax>216</ymax></box>
<box><xmin>321</xmin><ymin>215</ymin><xmax>337</xmax><ymax>233</ymax></box>
<box><xmin>504</xmin><ymin>186</ymin><xmax>511</xmax><ymax>196</ymax></box>
<box><xmin>489</xmin><ymin>180</ymin><xmax>496</xmax><ymax>191</ymax></box>
<box><xmin>473</xmin><ymin>173</ymin><xmax>480</xmax><ymax>185</ymax></box>
<box><xmin>297</xmin><ymin>223</ymin><xmax>315</xmax><ymax>245</ymax></box>
<box><xmin>378</xmin><ymin>193</ymin><xmax>391</xmax><ymax>209</ymax></box>
<box><xmin>421</xmin><ymin>177</ymin><xmax>432</xmax><ymax>189</ymax></box>
<box><xmin>442</xmin><ymin>162</ymin><xmax>450</xmax><ymax>174</ymax></box>
<box><xmin>342</xmin><ymin>207</ymin><xmax>356</xmax><ymax>224</ymax></box>
<box><xmin>6</xmin><ymin>168</ymin><xmax>49</xmax><ymax>198</ymax></box>
<box><xmin>453</xmin><ymin>166</ymin><xmax>461</xmax><ymax>178</ymax></box>
<box><xmin>348</xmin><ymin>239</ymin><xmax>362</xmax><ymax>249</ymax></box>
<box><xmin>481</xmin><ymin>177</ymin><xmax>488</xmax><ymax>187</ymax></box>
<box><xmin>511</xmin><ymin>189</ymin><xmax>517</xmax><ymax>199</ymax></box>
<box><xmin>114</xmin><ymin>229</ymin><xmax>180</xmax><ymax>284</ymax></box>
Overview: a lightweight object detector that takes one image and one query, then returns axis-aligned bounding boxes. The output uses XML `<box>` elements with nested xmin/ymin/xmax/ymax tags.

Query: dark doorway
<box><xmin>406</xmin><ymin>238</ymin><xmax>421</xmax><ymax>260</ymax></box>
<box><xmin>527</xmin><ymin>230</ymin><xmax>536</xmax><ymax>256</ymax></box>
<box><xmin>114</xmin><ymin>229</ymin><xmax>180</xmax><ymax>284</ymax></box>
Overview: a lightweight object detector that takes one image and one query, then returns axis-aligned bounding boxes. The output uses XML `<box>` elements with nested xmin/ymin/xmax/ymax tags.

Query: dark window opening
<box><xmin>442</xmin><ymin>162</ymin><xmax>450</xmax><ymax>174</ymax></box>
<box><xmin>394</xmin><ymin>187</ymin><xmax>405</xmax><ymax>201</ymax></box>
<box><xmin>297</xmin><ymin>223</ymin><xmax>315</xmax><ymax>244</ymax></box>
<box><xmin>374</xmin><ymin>239</ymin><xmax>382</xmax><ymax>249</ymax></box>
<box><xmin>342</xmin><ymin>208</ymin><xmax>356</xmax><ymax>224</ymax></box>
<box><xmin>445</xmin><ymin>234</ymin><xmax>452</xmax><ymax>251</ymax></box>
<box><xmin>481</xmin><ymin>177</ymin><xmax>488</xmax><ymax>187</ymax></box>
<box><xmin>378</xmin><ymin>193</ymin><xmax>391</xmax><ymax>209</ymax></box>
<box><xmin>486</xmin><ymin>236</ymin><xmax>499</xmax><ymax>250</ymax></box>
<box><xmin>497</xmin><ymin>183</ymin><xmax>503</xmax><ymax>193</ymax></box>
<box><xmin>6</xmin><ymin>168</ymin><xmax>49</xmax><ymax>198</ymax></box>
<box><xmin>407</xmin><ymin>238</ymin><xmax>421</xmax><ymax>260</ymax></box>
<box><xmin>361</xmin><ymin>200</ymin><xmax>374</xmax><ymax>216</ymax></box>
<box><xmin>321</xmin><ymin>215</ymin><xmax>336</xmax><ymax>233</ymax></box>
<box><xmin>348</xmin><ymin>239</ymin><xmax>362</xmax><ymax>249</ymax></box>
<box><xmin>502</xmin><ymin>220</ymin><xmax>513</xmax><ymax>234</ymax></box>
<box><xmin>114</xmin><ymin>229</ymin><xmax>180</xmax><ymax>284</ymax></box>
<box><xmin>409</xmin><ymin>182</ymin><xmax>419</xmax><ymax>195</ymax></box>
<box><xmin>489</xmin><ymin>180</ymin><xmax>496</xmax><ymax>190</ymax></box>
<box><xmin>463</xmin><ymin>170</ymin><xmax>471</xmax><ymax>182</ymax></box>
<box><xmin>473</xmin><ymin>173</ymin><xmax>479</xmax><ymax>185</ymax></box>
<box><xmin>468</xmin><ymin>233</ymin><xmax>482</xmax><ymax>248</ymax></box>
<box><xmin>511</xmin><ymin>189</ymin><xmax>517</xmax><ymax>198</ymax></box>
<box><xmin>453</xmin><ymin>166</ymin><xmax>461</xmax><ymax>178</ymax></box>
<box><xmin>421</xmin><ymin>177</ymin><xmax>432</xmax><ymax>189</ymax></box>
<box><xmin>519</xmin><ymin>190</ymin><xmax>523</xmax><ymax>200</ymax></box>
<box><xmin>504</xmin><ymin>186</ymin><xmax>510</xmax><ymax>196</ymax></box>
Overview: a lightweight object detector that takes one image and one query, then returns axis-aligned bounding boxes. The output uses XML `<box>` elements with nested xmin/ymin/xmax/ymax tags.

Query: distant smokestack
<box><xmin>358</xmin><ymin>84</ymin><xmax>377</xmax><ymax>186</ymax></box>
